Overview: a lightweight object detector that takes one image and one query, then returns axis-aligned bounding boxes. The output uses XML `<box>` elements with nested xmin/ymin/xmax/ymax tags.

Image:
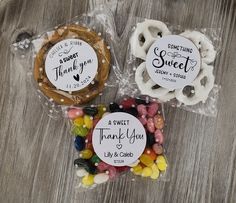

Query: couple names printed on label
<box><xmin>92</xmin><ymin>112</ymin><xmax>146</xmax><ymax>166</ymax></box>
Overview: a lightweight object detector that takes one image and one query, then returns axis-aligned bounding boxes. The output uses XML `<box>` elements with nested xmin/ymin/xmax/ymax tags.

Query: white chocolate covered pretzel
<box><xmin>135</xmin><ymin>62</ymin><xmax>174</xmax><ymax>100</ymax></box>
<box><xmin>130</xmin><ymin>19</ymin><xmax>171</xmax><ymax>60</ymax></box>
<box><xmin>175</xmin><ymin>63</ymin><xmax>215</xmax><ymax>105</ymax></box>
<box><xmin>180</xmin><ymin>30</ymin><xmax>216</xmax><ymax>64</ymax></box>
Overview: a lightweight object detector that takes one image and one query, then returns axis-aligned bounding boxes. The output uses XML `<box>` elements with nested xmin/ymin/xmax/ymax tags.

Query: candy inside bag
<box><xmin>11</xmin><ymin>6</ymin><xmax>121</xmax><ymax>119</ymax></box>
<box><xmin>120</xmin><ymin>18</ymin><xmax>221</xmax><ymax>117</ymax></box>
<box><xmin>65</xmin><ymin>96</ymin><xmax>168</xmax><ymax>190</ymax></box>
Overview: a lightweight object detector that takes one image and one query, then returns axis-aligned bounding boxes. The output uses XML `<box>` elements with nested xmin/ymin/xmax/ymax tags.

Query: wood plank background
<box><xmin>0</xmin><ymin>0</ymin><xmax>236</xmax><ymax>202</ymax></box>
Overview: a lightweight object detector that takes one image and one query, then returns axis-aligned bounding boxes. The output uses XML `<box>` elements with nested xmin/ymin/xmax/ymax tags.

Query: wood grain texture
<box><xmin>0</xmin><ymin>0</ymin><xmax>236</xmax><ymax>202</ymax></box>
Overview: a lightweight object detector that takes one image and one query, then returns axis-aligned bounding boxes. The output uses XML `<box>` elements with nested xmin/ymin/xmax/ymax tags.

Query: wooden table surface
<box><xmin>0</xmin><ymin>0</ymin><xmax>236</xmax><ymax>202</ymax></box>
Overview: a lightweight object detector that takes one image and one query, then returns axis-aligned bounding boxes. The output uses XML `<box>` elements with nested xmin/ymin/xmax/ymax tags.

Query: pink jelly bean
<box><xmin>120</xmin><ymin>98</ymin><xmax>136</xmax><ymax>109</ymax></box>
<box><xmin>154</xmin><ymin>129</ymin><xmax>164</xmax><ymax>144</ymax></box>
<box><xmin>67</xmin><ymin>108</ymin><xmax>84</xmax><ymax>119</ymax></box>
<box><xmin>147</xmin><ymin>102</ymin><xmax>159</xmax><ymax>117</ymax></box>
<box><xmin>107</xmin><ymin>166</ymin><xmax>117</xmax><ymax>179</ymax></box>
<box><xmin>147</xmin><ymin>118</ymin><xmax>155</xmax><ymax>133</ymax></box>
<box><xmin>97</xmin><ymin>162</ymin><xmax>109</xmax><ymax>172</ymax></box>
<box><xmin>115</xmin><ymin>166</ymin><xmax>129</xmax><ymax>173</ymax></box>
<box><xmin>137</xmin><ymin>104</ymin><xmax>147</xmax><ymax>116</ymax></box>
<box><xmin>138</xmin><ymin>116</ymin><xmax>147</xmax><ymax>125</ymax></box>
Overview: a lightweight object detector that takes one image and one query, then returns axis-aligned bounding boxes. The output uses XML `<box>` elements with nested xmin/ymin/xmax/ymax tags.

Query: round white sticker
<box><xmin>45</xmin><ymin>39</ymin><xmax>98</xmax><ymax>92</ymax></box>
<box><xmin>146</xmin><ymin>35</ymin><xmax>201</xmax><ymax>90</ymax></box>
<box><xmin>92</xmin><ymin>112</ymin><xmax>146</xmax><ymax>166</ymax></box>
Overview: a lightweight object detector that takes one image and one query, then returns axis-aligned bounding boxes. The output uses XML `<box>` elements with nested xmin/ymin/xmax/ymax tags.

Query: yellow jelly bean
<box><xmin>73</xmin><ymin>117</ymin><xmax>84</xmax><ymax>126</ymax></box>
<box><xmin>96</xmin><ymin>105</ymin><xmax>107</xmax><ymax>118</ymax></box>
<box><xmin>141</xmin><ymin>167</ymin><xmax>152</xmax><ymax>177</ymax></box>
<box><xmin>156</xmin><ymin>155</ymin><xmax>167</xmax><ymax>171</ymax></box>
<box><xmin>79</xmin><ymin>149</ymin><xmax>93</xmax><ymax>159</ymax></box>
<box><xmin>140</xmin><ymin>154</ymin><xmax>154</xmax><ymax>167</ymax></box>
<box><xmin>82</xmin><ymin>174</ymin><xmax>94</xmax><ymax>186</ymax></box>
<box><xmin>131</xmin><ymin>164</ymin><xmax>143</xmax><ymax>175</ymax></box>
<box><xmin>84</xmin><ymin>115</ymin><xmax>93</xmax><ymax>129</ymax></box>
<box><xmin>150</xmin><ymin>164</ymin><xmax>160</xmax><ymax>179</ymax></box>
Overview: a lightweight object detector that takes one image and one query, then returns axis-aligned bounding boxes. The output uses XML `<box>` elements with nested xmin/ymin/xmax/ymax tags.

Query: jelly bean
<box><xmin>146</xmin><ymin>133</ymin><xmax>155</xmax><ymax>147</ymax></box>
<box><xmin>97</xmin><ymin>161</ymin><xmax>109</xmax><ymax>172</ymax></box>
<box><xmin>67</xmin><ymin>108</ymin><xmax>84</xmax><ymax>119</ymax></box>
<box><xmin>73</xmin><ymin>117</ymin><xmax>84</xmax><ymax>126</ymax></box>
<box><xmin>135</xmin><ymin>98</ymin><xmax>149</xmax><ymax>105</ymax></box>
<box><xmin>106</xmin><ymin>166</ymin><xmax>117</xmax><ymax>179</ymax></box>
<box><xmin>147</xmin><ymin>102</ymin><xmax>159</xmax><ymax>117</ymax></box>
<box><xmin>147</xmin><ymin>118</ymin><xmax>155</xmax><ymax>133</ymax></box>
<box><xmin>141</xmin><ymin>167</ymin><xmax>152</xmax><ymax>177</ymax></box>
<box><xmin>154</xmin><ymin>129</ymin><xmax>164</xmax><ymax>144</ymax></box>
<box><xmin>139</xmin><ymin>154</ymin><xmax>154</xmax><ymax>167</ymax></box>
<box><xmin>82</xmin><ymin>174</ymin><xmax>94</xmax><ymax>186</ymax></box>
<box><xmin>96</xmin><ymin>105</ymin><xmax>107</xmax><ymax>118</ymax></box>
<box><xmin>144</xmin><ymin>148</ymin><xmax>157</xmax><ymax>160</ymax></box>
<box><xmin>152</xmin><ymin>143</ymin><xmax>164</xmax><ymax>155</ymax></box>
<box><xmin>150</xmin><ymin>164</ymin><xmax>160</xmax><ymax>179</ymax></box>
<box><xmin>76</xmin><ymin>168</ymin><xmax>88</xmax><ymax>177</ymax></box>
<box><xmin>156</xmin><ymin>155</ymin><xmax>167</xmax><ymax>171</ymax></box>
<box><xmin>139</xmin><ymin>116</ymin><xmax>147</xmax><ymax>125</ymax></box>
<box><xmin>74</xmin><ymin>158</ymin><xmax>96</xmax><ymax>174</ymax></box>
<box><xmin>91</xmin><ymin>155</ymin><xmax>101</xmax><ymax>165</ymax></box>
<box><xmin>115</xmin><ymin>166</ymin><xmax>129</xmax><ymax>173</ymax></box>
<box><xmin>120</xmin><ymin>98</ymin><xmax>136</xmax><ymax>109</ymax></box>
<box><xmin>79</xmin><ymin>149</ymin><xmax>93</xmax><ymax>159</ymax></box>
<box><xmin>125</xmin><ymin>107</ymin><xmax>138</xmax><ymax>117</ymax></box>
<box><xmin>74</xmin><ymin>158</ymin><xmax>88</xmax><ymax>168</ymax></box>
<box><xmin>127</xmin><ymin>159</ymin><xmax>140</xmax><ymax>167</ymax></box>
<box><xmin>72</xmin><ymin>125</ymin><xmax>88</xmax><ymax>137</ymax></box>
<box><xmin>94</xmin><ymin>173</ymin><xmax>109</xmax><ymax>184</ymax></box>
<box><xmin>137</xmin><ymin>104</ymin><xmax>147</xmax><ymax>116</ymax></box>
<box><xmin>154</xmin><ymin>115</ymin><xmax>165</xmax><ymax>129</ymax></box>
<box><xmin>84</xmin><ymin>115</ymin><xmax>93</xmax><ymax>129</ymax></box>
<box><xmin>131</xmin><ymin>164</ymin><xmax>143</xmax><ymax>175</ymax></box>
<box><xmin>109</xmin><ymin>102</ymin><xmax>123</xmax><ymax>112</ymax></box>
<box><xmin>74</xmin><ymin>136</ymin><xmax>85</xmax><ymax>151</ymax></box>
<box><xmin>83</xmin><ymin>107</ymin><xmax>98</xmax><ymax>116</ymax></box>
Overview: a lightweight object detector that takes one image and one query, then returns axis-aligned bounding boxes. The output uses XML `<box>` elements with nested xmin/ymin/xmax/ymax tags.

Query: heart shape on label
<box><xmin>73</xmin><ymin>74</ymin><xmax>80</xmax><ymax>81</ymax></box>
<box><xmin>189</xmin><ymin>60</ymin><xmax>197</xmax><ymax>70</ymax></box>
<box><xmin>116</xmin><ymin>144</ymin><xmax>122</xmax><ymax>150</ymax></box>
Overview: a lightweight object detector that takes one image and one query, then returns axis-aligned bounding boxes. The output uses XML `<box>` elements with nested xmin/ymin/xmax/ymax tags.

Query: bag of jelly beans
<box><xmin>66</xmin><ymin>96</ymin><xmax>168</xmax><ymax>189</ymax></box>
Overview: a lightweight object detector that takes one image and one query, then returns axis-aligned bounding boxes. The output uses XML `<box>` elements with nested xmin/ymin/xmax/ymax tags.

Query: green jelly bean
<box><xmin>71</xmin><ymin>125</ymin><xmax>89</xmax><ymax>137</ymax></box>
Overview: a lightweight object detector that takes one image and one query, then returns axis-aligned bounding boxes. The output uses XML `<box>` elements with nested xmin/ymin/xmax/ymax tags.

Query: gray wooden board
<box><xmin>0</xmin><ymin>0</ymin><xmax>236</xmax><ymax>202</ymax></box>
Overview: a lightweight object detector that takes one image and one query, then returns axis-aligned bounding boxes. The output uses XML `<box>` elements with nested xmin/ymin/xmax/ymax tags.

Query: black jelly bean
<box><xmin>83</xmin><ymin>107</ymin><xmax>98</xmax><ymax>116</ymax></box>
<box><xmin>109</xmin><ymin>102</ymin><xmax>123</xmax><ymax>113</ymax></box>
<box><xmin>74</xmin><ymin>158</ymin><xmax>97</xmax><ymax>174</ymax></box>
<box><xmin>135</xmin><ymin>98</ymin><xmax>150</xmax><ymax>105</ymax></box>
<box><xmin>146</xmin><ymin>133</ymin><xmax>155</xmax><ymax>147</ymax></box>
<box><xmin>125</xmin><ymin>107</ymin><xmax>138</xmax><ymax>117</ymax></box>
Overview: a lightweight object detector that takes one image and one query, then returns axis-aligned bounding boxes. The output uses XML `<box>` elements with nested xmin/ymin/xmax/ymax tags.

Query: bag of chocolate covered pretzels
<box><xmin>120</xmin><ymin>17</ymin><xmax>221</xmax><ymax>116</ymax></box>
<box><xmin>65</xmin><ymin>96</ymin><xmax>168</xmax><ymax>191</ymax></box>
<box><xmin>11</xmin><ymin>5</ymin><xmax>121</xmax><ymax>118</ymax></box>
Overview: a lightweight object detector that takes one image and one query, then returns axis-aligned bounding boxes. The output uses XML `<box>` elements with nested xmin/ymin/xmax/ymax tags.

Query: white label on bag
<box><xmin>45</xmin><ymin>39</ymin><xmax>98</xmax><ymax>92</ymax></box>
<box><xmin>146</xmin><ymin>35</ymin><xmax>201</xmax><ymax>90</ymax></box>
<box><xmin>92</xmin><ymin>112</ymin><xmax>146</xmax><ymax>166</ymax></box>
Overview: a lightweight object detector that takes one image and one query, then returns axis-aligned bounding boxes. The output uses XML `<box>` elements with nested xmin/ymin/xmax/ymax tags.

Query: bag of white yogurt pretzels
<box><xmin>120</xmin><ymin>17</ymin><xmax>221</xmax><ymax>116</ymax></box>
